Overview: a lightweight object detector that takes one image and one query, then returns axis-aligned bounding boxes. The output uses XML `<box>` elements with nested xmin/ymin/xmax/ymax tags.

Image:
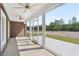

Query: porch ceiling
<box><xmin>3</xmin><ymin>3</ymin><xmax>63</xmax><ymax>22</ymax></box>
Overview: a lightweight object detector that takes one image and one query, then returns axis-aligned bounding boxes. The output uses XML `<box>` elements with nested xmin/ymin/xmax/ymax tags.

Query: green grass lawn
<box><xmin>46</xmin><ymin>34</ymin><xmax>79</xmax><ymax>44</ymax></box>
<box><xmin>30</xmin><ymin>32</ymin><xmax>79</xmax><ymax>44</ymax></box>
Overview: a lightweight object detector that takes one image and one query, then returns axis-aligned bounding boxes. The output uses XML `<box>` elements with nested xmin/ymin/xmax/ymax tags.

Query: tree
<box><xmin>49</xmin><ymin>22</ymin><xmax>55</xmax><ymax>30</ymax></box>
<box><xmin>72</xmin><ymin>22</ymin><xmax>79</xmax><ymax>31</ymax></box>
<box><xmin>54</xmin><ymin>19</ymin><xmax>64</xmax><ymax>31</ymax></box>
<box><xmin>60</xmin><ymin>18</ymin><xmax>64</xmax><ymax>25</ymax></box>
<box><xmin>46</xmin><ymin>16</ymin><xmax>79</xmax><ymax>31</ymax></box>
<box><xmin>71</xmin><ymin>16</ymin><xmax>79</xmax><ymax>31</ymax></box>
<box><xmin>72</xmin><ymin>16</ymin><xmax>77</xmax><ymax>24</ymax></box>
<box><xmin>69</xmin><ymin>19</ymin><xmax>72</xmax><ymax>24</ymax></box>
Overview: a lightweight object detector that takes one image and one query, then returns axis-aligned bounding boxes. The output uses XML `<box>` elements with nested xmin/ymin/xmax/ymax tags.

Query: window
<box><xmin>1</xmin><ymin>8</ymin><xmax>6</xmax><ymax>51</ymax></box>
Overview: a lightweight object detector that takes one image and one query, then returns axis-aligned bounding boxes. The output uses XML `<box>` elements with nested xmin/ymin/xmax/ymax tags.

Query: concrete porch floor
<box><xmin>2</xmin><ymin>37</ymin><xmax>54</xmax><ymax>56</ymax></box>
<box><xmin>2</xmin><ymin>38</ymin><xmax>20</xmax><ymax>56</ymax></box>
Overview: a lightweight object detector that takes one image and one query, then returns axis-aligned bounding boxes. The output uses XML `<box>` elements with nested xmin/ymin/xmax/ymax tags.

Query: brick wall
<box><xmin>10</xmin><ymin>21</ymin><xmax>25</xmax><ymax>37</ymax></box>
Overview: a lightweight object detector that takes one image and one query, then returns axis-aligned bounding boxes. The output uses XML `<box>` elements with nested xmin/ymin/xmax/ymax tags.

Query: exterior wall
<box><xmin>0</xmin><ymin>4</ymin><xmax>1</xmax><ymax>55</ymax></box>
<box><xmin>10</xmin><ymin>21</ymin><xmax>25</xmax><ymax>37</ymax></box>
<box><xmin>0</xmin><ymin>4</ymin><xmax>10</xmax><ymax>55</ymax></box>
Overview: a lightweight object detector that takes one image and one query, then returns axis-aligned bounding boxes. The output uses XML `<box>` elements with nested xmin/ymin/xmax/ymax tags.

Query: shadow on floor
<box><xmin>16</xmin><ymin>37</ymin><xmax>55</xmax><ymax>56</ymax></box>
<box><xmin>19</xmin><ymin>47</ymin><xmax>43</xmax><ymax>51</ymax></box>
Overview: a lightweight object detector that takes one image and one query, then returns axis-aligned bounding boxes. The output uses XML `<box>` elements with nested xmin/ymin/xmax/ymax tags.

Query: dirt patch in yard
<box><xmin>46</xmin><ymin>31</ymin><xmax>79</xmax><ymax>39</ymax></box>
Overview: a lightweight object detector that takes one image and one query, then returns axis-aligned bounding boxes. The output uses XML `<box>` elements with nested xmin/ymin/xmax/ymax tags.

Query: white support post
<box><xmin>30</xmin><ymin>20</ymin><xmax>32</xmax><ymax>40</ymax></box>
<box><xmin>42</xmin><ymin>13</ymin><xmax>46</xmax><ymax>47</ymax></box>
<box><xmin>37</xmin><ymin>18</ymin><xmax>39</xmax><ymax>41</ymax></box>
<box><xmin>33</xmin><ymin>20</ymin><xmax>34</xmax><ymax>40</ymax></box>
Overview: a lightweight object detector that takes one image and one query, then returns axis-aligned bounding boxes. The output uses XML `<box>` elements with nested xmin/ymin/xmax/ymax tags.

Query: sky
<box><xmin>27</xmin><ymin>3</ymin><xmax>79</xmax><ymax>26</ymax></box>
<box><xmin>45</xmin><ymin>3</ymin><xmax>79</xmax><ymax>25</ymax></box>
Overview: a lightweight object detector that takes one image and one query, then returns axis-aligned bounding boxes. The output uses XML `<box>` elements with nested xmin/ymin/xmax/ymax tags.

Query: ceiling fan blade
<box><xmin>13</xmin><ymin>7</ymin><xmax>24</xmax><ymax>8</ymax></box>
<box><xmin>18</xmin><ymin>3</ymin><xmax>25</xmax><ymax>7</ymax></box>
<box><xmin>29</xmin><ymin>8</ymin><xmax>33</xmax><ymax>14</ymax></box>
<box><xmin>25</xmin><ymin>3</ymin><xmax>29</xmax><ymax>6</ymax></box>
<box><xmin>23</xmin><ymin>10</ymin><xmax>26</xmax><ymax>14</ymax></box>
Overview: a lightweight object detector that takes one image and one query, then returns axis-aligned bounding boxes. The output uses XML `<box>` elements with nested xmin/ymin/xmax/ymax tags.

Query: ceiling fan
<box><xmin>15</xmin><ymin>15</ymin><xmax>23</xmax><ymax>20</ymax></box>
<box><xmin>13</xmin><ymin>3</ymin><xmax>37</xmax><ymax>14</ymax></box>
<box><xmin>13</xmin><ymin>3</ymin><xmax>40</xmax><ymax>20</ymax></box>
<box><xmin>13</xmin><ymin>3</ymin><xmax>32</xmax><ymax>20</ymax></box>
<box><xmin>19</xmin><ymin>15</ymin><xmax>23</xmax><ymax>20</ymax></box>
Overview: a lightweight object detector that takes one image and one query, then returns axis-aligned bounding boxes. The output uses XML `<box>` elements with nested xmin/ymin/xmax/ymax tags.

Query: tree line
<box><xmin>47</xmin><ymin>16</ymin><xmax>79</xmax><ymax>31</ymax></box>
<box><xmin>27</xmin><ymin>16</ymin><xmax>79</xmax><ymax>31</ymax></box>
